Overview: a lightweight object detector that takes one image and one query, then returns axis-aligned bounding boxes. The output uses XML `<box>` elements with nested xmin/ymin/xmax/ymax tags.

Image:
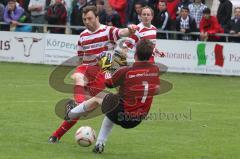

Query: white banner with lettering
<box><xmin>1</xmin><ymin>31</ymin><xmax>240</xmax><ymax>76</ymax></box>
<box><xmin>44</xmin><ymin>34</ymin><xmax>78</xmax><ymax>65</ymax></box>
<box><xmin>154</xmin><ymin>40</ymin><xmax>240</xmax><ymax>76</ymax></box>
<box><xmin>0</xmin><ymin>31</ymin><xmax>44</xmax><ymax>64</ymax></box>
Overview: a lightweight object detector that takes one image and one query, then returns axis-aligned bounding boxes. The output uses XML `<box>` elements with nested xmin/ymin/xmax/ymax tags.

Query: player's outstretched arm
<box><xmin>118</xmin><ymin>24</ymin><xmax>138</xmax><ymax>37</ymax></box>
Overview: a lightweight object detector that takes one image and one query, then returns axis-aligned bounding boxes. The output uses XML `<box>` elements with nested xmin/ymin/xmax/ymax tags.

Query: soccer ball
<box><xmin>75</xmin><ymin>126</ymin><xmax>96</xmax><ymax>147</ymax></box>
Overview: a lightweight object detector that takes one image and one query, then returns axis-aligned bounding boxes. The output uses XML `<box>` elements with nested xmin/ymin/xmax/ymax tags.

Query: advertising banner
<box><xmin>1</xmin><ymin>31</ymin><xmax>240</xmax><ymax>76</ymax></box>
<box><xmin>0</xmin><ymin>31</ymin><xmax>44</xmax><ymax>64</ymax></box>
<box><xmin>155</xmin><ymin>40</ymin><xmax>240</xmax><ymax>76</ymax></box>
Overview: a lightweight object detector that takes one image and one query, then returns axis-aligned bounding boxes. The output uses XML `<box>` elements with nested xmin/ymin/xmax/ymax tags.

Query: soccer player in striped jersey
<box><xmin>48</xmin><ymin>5</ymin><xmax>137</xmax><ymax>143</ymax></box>
<box><xmin>64</xmin><ymin>39</ymin><xmax>160</xmax><ymax>153</ymax></box>
<box><xmin>123</xmin><ymin>6</ymin><xmax>164</xmax><ymax>63</ymax></box>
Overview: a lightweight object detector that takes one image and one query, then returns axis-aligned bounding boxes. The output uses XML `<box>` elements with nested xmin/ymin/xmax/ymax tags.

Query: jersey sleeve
<box><xmin>123</xmin><ymin>32</ymin><xmax>140</xmax><ymax>49</ymax></box>
<box><xmin>124</xmin><ymin>28</ymin><xmax>141</xmax><ymax>49</ymax></box>
<box><xmin>109</xmin><ymin>26</ymin><xmax>120</xmax><ymax>42</ymax></box>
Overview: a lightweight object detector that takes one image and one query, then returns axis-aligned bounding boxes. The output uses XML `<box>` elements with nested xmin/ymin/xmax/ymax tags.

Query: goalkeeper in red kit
<box><xmin>64</xmin><ymin>39</ymin><xmax>160</xmax><ymax>153</ymax></box>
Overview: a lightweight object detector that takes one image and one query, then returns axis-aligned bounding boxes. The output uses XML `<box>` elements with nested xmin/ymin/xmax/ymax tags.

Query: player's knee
<box><xmin>72</xmin><ymin>73</ymin><xmax>88</xmax><ymax>86</ymax></box>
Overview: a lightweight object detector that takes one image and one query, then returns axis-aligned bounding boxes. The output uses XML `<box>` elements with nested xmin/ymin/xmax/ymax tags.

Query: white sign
<box><xmin>0</xmin><ymin>31</ymin><xmax>44</xmax><ymax>63</ymax></box>
<box><xmin>44</xmin><ymin>34</ymin><xmax>78</xmax><ymax>66</ymax></box>
<box><xmin>1</xmin><ymin>31</ymin><xmax>240</xmax><ymax>76</ymax></box>
<box><xmin>155</xmin><ymin>40</ymin><xmax>240</xmax><ymax>76</ymax></box>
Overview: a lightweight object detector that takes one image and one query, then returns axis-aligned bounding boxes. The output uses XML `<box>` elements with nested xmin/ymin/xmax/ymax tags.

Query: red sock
<box><xmin>52</xmin><ymin>120</ymin><xmax>78</xmax><ymax>139</ymax></box>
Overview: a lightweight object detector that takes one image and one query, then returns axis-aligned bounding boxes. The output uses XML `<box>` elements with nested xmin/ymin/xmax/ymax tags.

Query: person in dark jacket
<box><xmin>226</xmin><ymin>7</ymin><xmax>240</xmax><ymax>43</ymax></box>
<box><xmin>217</xmin><ymin>0</ymin><xmax>232</xmax><ymax>30</ymax></box>
<box><xmin>176</xmin><ymin>6</ymin><xmax>196</xmax><ymax>40</ymax></box>
<box><xmin>45</xmin><ymin>0</ymin><xmax>67</xmax><ymax>34</ymax></box>
<box><xmin>176</xmin><ymin>0</ymin><xmax>192</xmax><ymax>16</ymax></box>
<box><xmin>129</xmin><ymin>0</ymin><xmax>146</xmax><ymax>24</ymax></box>
<box><xmin>153</xmin><ymin>0</ymin><xmax>171</xmax><ymax>39</ymax></box>
<box><xmin>104</xmin><ymin>6</ymin><xmax>122</xmax><ymax>28</ymax></box>
<box><xmin>147</xmin><ymin>0</ymin><xmax>157</xmax><ymax>10</ymax></box>
<box><xmin>70</xmin><ymin>0</ymin><xmax>87</xmax><ymax>35</ymax></box>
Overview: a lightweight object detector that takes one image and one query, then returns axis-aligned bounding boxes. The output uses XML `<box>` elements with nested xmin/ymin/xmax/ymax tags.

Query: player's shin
<box><xmin>96</xmin><ymin>116</ymin><xmax>114</xmax><ymax>145</ymax></box>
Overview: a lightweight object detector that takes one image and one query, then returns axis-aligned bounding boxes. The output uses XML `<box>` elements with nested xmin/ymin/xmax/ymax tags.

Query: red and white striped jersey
<box><xmin>125</xmin><ymin>22</ymin><xmax>157</xmax><ymax>49</ymax></box>
<box><xmin>77</xmin><ymin>25</ymin><xmax>120</xmax><ymax>65</ymax></box>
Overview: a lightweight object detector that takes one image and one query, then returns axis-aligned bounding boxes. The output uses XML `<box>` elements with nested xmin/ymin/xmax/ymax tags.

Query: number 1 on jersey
<box><xmin>141</xmin><ymin>81</ymin><xmax>149</xmax><ymax>103</ymax></box>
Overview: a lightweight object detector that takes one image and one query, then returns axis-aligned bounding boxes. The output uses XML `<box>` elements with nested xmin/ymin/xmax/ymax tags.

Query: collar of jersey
<box><xmin>138</xmin><ymin>22</ymin><xmax>153</xmax><ymax>30</ymax></box>
<box><xmin>133</xmin><ymin>61</ymin><xmax>151</xmax><ymax>66</ymax></box>
<box><xmin>87</xmin><ymin>24</ymin><xmax>105</xmax><ymax>34</ymax></box>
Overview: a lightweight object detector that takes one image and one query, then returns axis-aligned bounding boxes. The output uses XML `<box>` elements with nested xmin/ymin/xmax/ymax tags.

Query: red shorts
<box><xmin>74</xmin><ymin>65</ymin><xmax>106</xmax><ymax>102</ymax></box>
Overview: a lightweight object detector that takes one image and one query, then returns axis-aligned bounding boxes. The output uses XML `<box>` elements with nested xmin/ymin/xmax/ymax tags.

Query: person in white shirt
<box><xmin>28</xmin><ymin>0</ymin><xmax>46</xmax><ymax>32</ymax></box>
<box><xmin>188</xmin><ymin>0</ymin><xmax>207</xmax><ymax>30</ymax></box>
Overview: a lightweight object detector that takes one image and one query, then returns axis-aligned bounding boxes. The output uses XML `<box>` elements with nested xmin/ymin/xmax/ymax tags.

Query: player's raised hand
<box><xmin>127</xmin><ymin>24</ymin><xmax>138</xmax><ymax>35</ymax></box>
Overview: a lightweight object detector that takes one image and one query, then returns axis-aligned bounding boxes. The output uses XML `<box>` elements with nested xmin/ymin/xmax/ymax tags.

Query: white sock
<box><xmin>96</xmin><ymin>116</ymin><xmax>114</xmax><ymax>145</ymax></box>
<box><xmin>68</xmin><ymin>102</ymin><xmax>87</xmax><ymax>119</ymax></box>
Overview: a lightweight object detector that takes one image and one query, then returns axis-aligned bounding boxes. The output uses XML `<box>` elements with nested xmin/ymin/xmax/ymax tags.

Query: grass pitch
<box><xmin>0</xmin><ymin>62</ymin><xmax>240</xmax><ymax>159</ymax></box>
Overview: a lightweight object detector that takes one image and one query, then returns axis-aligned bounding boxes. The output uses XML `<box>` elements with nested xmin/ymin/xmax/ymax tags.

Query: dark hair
<box><xmin>235</xmin><ymin>7</ymin><xmax>240</xmax><ymax>11</ymax></box>
<box><xmin>136</xmin><ymin>39</ymin><xmax>154</xmax><ymax>61</ymax></box>
<box><xmin>135</xmin><ymin>0</ymin><xmax>146</xmax><ymax>7</ymax></box>
<box><xmin>181</xmin><ymin>6</ymin><xmax>189</xmax><ymax>12</ymax></box>
<box><xmin>158</xmin><ymin>0</ymin><xmax>167</xmax><ymax>5</ymax></box>
<box><xmin>203</xmin><ymin>8</ymin><xmax>211</xmax><ymax>14</ymax></box>
<box><xmin>82</xmin><ymin>5</ymin><xmax>98</xmax><ymax>17</ymax></box>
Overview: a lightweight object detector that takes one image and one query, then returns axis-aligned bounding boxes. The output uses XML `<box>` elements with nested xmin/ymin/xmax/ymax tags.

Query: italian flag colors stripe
<box><xmin>197</xmin><ymin>43</ymin><xmax>207</xmax><ymax>65</ymax></box>
<box><xmin>197</xmin><ymin>43</ymin><xmax>224</xmax><ymax>67</ymax></box>
<box><xmin>214</xmin><ymin>44</ymin><xmax>224</xmax><ymax>67</ymax></box>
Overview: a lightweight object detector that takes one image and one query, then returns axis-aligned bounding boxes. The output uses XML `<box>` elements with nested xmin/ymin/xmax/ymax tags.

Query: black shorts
<box><xmin>106</xmin><ymin>100</ymin><xmax>143</xmax><ymax>129</ymax></box>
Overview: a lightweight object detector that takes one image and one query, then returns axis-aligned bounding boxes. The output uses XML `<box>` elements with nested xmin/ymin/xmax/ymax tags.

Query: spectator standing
<box><xmin>70</xmin><ymin>0</ymin><xmax>87</xmax><ymax>34</ymax></box>
<box><xmin>217</xmin><ymin>0</ymin><xmax>232</xmax><ymax>30</ymax></box>
<box><xmin>28</xmin><ymin>0</ymin><xmax>46</xmax><ymax>33</ymax></box>
<box><xmin>188</xmin><ymin>0</ymin><xmax>207</xmax><ymax>30</ymax></box>
<box><xmin>45</xmin><ymin>0</ymin><xmax>67</xmax><ymax>34</ymax></box>
<box><xmin>129</xmin><ymin>0</ymin><xmax>146</xmax><ymax>25</ymax></box>
<box><xmin>153</xmin><ymin>0</ymin><xmax>171</xmax><ymax>39</ymax></box>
